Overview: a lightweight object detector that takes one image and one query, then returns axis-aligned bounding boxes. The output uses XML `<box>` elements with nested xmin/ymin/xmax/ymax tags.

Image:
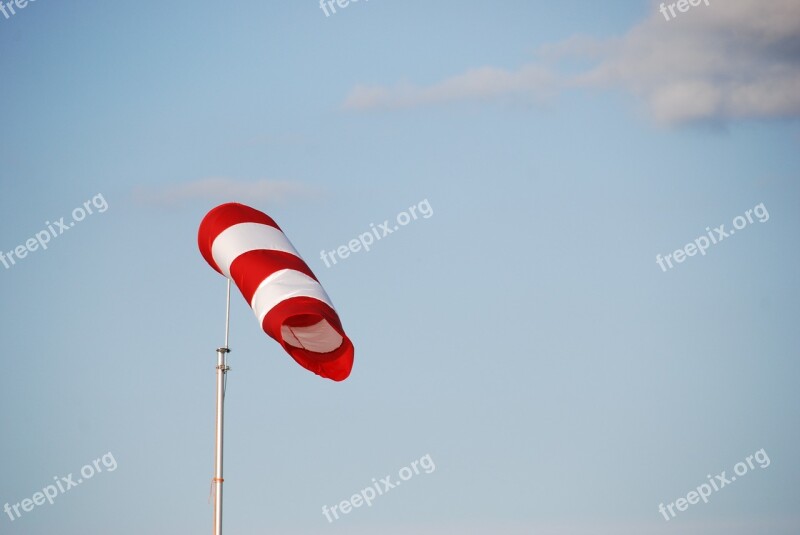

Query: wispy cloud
<box><xmin>133</xmin><ymin>178</ymin><xmax>320</xmax><ymax>206</ymax></box>
<box><xmin>343</xmin><ymin>0</ymin><xmax>800</xmax><ymax>124</ymax></box>
<box><xmin>343</xmin><ymin>66</ymin><xmax>556</xmax><ymax>110</ymax></box>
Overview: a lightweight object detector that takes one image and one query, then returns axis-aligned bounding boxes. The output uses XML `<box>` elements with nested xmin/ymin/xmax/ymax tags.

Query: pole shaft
<box><xmin>214</xmin><ymin>279</ymin><xmax>232</xmax><ymax>535</ymax></box>
<box><xmin>213</xmin><ymin>348</ymin><xmax>228</xmax><ymax>535</ymax></box>
<box><xmin>224</xmin><ymin>279</ymin><xmax>231</xmax><ymax>349</ymax></box>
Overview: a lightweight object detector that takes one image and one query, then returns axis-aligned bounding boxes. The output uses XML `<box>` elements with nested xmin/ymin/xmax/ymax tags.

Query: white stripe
<box><xmin>281</xmin><ymin>319</ymin><xmax>344</xmax><ymax>353</ymax></box>
<box><xmin>211</xmin><ymin>222</ymin><xmax>300</xmax><ymax>278</ymax></box>
<box><xmin>250</xmin><ymin>269</ymin><xmax>334</xmax><ymax>325</ymax></box>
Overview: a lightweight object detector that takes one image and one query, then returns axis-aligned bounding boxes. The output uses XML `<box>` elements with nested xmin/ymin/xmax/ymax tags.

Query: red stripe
<box><xmin>229</xmin><ymin>250</ymin><xmax>318</xmax><ymax>305</ymax></box>
<box><xmin>198</xmin><ymin>203</ymin><xmax>282</xmax><ymax>274</ymax></box>
<box><xmin>262</xmin><ymin>297</ymin><xmax>353</xmax><ymax>381</ymax></box>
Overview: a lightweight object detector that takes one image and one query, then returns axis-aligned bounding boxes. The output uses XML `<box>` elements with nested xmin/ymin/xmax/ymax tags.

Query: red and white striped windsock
<box><xmin>198</xmin><ymin>203</ymin><xmax>354</xmax><ymax>381</ymax></box>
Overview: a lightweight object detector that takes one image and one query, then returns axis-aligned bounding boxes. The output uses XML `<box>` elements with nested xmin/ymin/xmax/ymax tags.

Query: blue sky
<box><xmin>1</xmin><ymin>1</ymin><xmax>799</xmax><ymax>534</ymax></box>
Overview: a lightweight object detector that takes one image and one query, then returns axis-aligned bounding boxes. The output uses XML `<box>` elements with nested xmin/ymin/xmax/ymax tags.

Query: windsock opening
<box><xmin>262</xmin><ymin>297</ymin><xmax>353</xmax><ymax>381</ymax></box>
<box><xmin>281</xmin><ymin>314</ymin><xmax>344</xmax><ymax>353</ymax></box>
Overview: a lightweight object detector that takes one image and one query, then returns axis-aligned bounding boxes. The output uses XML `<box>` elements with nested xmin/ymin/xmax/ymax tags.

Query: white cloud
<box><xmin>134</xmin><ymin>178</ymin><xmax>320</xmax><ymax>206</ymax></box>
<box><xmin>343</xmin><ymin>0</ymin><xmax>800</xmax><ymax>124</ymax></box>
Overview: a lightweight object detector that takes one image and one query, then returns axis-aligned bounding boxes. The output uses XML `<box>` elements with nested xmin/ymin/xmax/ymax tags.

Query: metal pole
<box><xmin>213</xmin><ymin>279</ymin><xmax>232</xmax><ymax>535</ymax></box>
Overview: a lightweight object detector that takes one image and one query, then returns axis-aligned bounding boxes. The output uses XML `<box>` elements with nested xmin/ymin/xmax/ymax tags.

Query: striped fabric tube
<box><xmin>198</xmin><ymin>203</ymin><xmax>354</xmax><ymax>381</ymax></box>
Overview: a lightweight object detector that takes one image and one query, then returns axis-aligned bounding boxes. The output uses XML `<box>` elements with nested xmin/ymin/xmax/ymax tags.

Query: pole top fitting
<box><xmin>216</xmin><ymin>347</ymin><xmax>231</xmax><ymax>354</ymax></box>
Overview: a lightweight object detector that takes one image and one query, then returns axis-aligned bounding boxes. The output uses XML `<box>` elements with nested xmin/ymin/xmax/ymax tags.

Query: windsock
<box><xmin>198</xmin><ymin>203</ymin><xmax>354</xmax><ymax>381</ymax></box>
